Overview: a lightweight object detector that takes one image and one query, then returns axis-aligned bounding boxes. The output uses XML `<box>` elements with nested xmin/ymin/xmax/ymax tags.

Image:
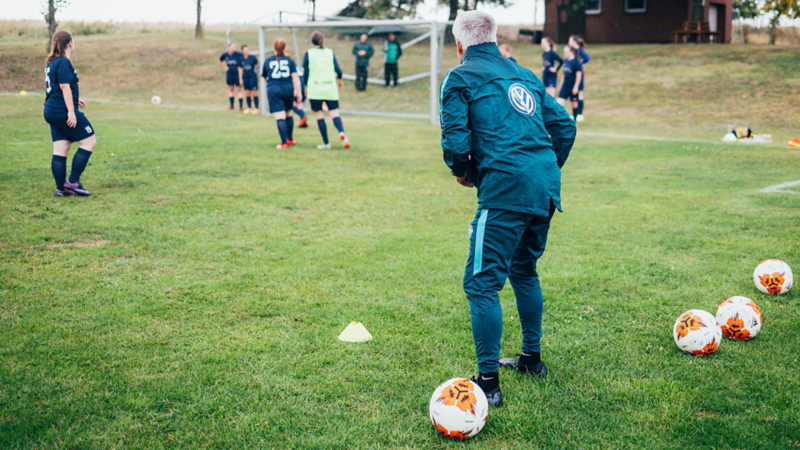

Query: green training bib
<box><xmin>307</xmin><ymin>48</ymin><xmax>339</xmax><ymax>101</ymax></box>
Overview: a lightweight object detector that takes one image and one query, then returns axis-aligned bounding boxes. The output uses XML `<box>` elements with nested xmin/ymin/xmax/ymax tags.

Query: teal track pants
<box><xmin>463</xmin><ymin>206</ymin><xmax>554</xmax><ymax>374</ymax></box>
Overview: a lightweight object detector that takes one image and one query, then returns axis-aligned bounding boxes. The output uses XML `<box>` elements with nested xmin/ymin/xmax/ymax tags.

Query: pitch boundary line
<box><xmin>759</xmin><ymin>180</ymin><xmax>800</xmax><ymax>194</ymax></box>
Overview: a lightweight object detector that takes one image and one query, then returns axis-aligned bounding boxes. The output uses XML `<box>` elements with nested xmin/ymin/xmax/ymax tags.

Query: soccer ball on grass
<box><xmin>672</xmin><ymin>309</ymin><xmax>722</xmax><ymax>356</ymax></box>
<box><xmin>429</xmin><ymin>378</ymin><xmax>488</xmax><ymax>440</ymax></box>
<box><xmin>716</xmin><ymin>296</ymin><xmax>762</xmax><ymax>340</ymax></box>
<box><xmin>151</xmin><ymin>95</ymin><xmax>162</xmax><ymax>105</ymax></box>
<box><xmin>753</xmin><ymin>259</ymin><xmax>793</xmax><ymax>295</ymax></box>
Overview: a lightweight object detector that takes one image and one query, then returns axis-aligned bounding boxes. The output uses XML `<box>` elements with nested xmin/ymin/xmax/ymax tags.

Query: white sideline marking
<box><xmin>759</xmin><ymin>180</ymin><xmax>800</xmax><ymax>194</ymax></box>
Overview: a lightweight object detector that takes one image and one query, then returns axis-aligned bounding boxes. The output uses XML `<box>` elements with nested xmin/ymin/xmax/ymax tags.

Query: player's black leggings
<box><xmin>384</xmin><ymin>63</ymin><xmax>398</xmax><ymax>87</ymax></box>
<box><xmin>355</xmin><ymin>66</ymin><xmax>368</xmax><ymax>91</ymax></box>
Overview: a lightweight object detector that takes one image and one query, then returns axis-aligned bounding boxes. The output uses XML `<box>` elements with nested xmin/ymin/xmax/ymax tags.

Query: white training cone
<box><xmin>338</xmin><ymin>322</ymin><xmax>373</xmax><ymax>342</ymax></box>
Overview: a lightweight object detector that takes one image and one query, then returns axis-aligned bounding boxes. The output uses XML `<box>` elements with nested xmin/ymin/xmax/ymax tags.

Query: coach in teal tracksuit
<box><xmin>440</xmin><ymin>11</ymin><xmax>576</xmax><ymax>406</ymax></box>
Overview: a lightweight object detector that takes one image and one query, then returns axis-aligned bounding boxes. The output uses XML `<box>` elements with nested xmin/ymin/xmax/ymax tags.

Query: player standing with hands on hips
<box><xmin>439</xmin><ymin>11</ymin><xmax>576</xmax><ymax>406</ymax></box>
<box><xmin>43</xmin><ymin>31</ymin><xmax>97</xmax><ymax>197</ymax></box>
<box><xmin>219</xmin><ymin>42</ymin><xmax>244</xmax><ymax>111</ymax></box>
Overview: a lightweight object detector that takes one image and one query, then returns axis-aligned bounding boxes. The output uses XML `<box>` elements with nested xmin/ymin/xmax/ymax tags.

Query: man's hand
<box><xmin>78</xmin><ymin>99</ymin><xmax>86</xmax><ymax>109</ymax></box>
<box><xmin>358</xmin><ymin>50</ymin><xmax>366</xmax><ymax>56</ymax></box>
<box><xmin>455</xmin><ymin>175</ymin><xmax>474</xmax><ymax>188</ymax></box>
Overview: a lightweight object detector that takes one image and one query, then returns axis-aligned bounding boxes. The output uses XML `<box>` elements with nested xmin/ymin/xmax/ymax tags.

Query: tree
<box><xmin>440</xmin><ymin>0</ymin><xmax>509</xmax><ymax>22</ymax></box>
<box><xmin>733</xmin><ymin>0</ymin><xmax>760</xmax><ymax>43</ymax></box>
<box><xmin>195</xmin><ymin>0</ymin><xmax>203</xmax><ymax>39</ymax></box>
<box><xmin>42</xmin><ymin>0</ymin><xmax>69</xmax><ymax>42</ymax></box>
<box><xmin>762</xmin><ymin>0</ymin><xmax>800</xmax><ymax>44</ymax></box>
<box><xmin>305</xmin><ymin>0</ymin><xmax>317</xmax><ymax>21</ymax></box>
<box><xmin>339</xmin><ymin>0</ymin><xmax>424</xmax><ymax>19</ymax></box>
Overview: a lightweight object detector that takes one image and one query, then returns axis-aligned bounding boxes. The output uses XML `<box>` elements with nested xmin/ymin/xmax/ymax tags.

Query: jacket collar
<box><xmin>463</xmin><ymin>42</ymin><xmax>502</xmax><ymax>61</ymax></box>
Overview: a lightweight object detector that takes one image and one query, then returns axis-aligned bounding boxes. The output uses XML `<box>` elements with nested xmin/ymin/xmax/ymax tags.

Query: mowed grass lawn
<box><xmin>2</xmin><ymin>26</ymin><xmax>800</xmax><ymax>447</ymax></box>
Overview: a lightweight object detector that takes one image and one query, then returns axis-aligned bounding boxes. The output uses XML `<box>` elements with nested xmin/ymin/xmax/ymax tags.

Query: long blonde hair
<box><xmin>46</xmin><ymin>31</ymin><xmax>72</xmax><ymax>65</ymax></box>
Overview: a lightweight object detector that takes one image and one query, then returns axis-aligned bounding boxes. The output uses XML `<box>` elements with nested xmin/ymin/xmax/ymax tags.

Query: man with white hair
<box><xmin>440</xmin><ymin>10</ymin><xmax>576</xmax><ymax>406</ymax></box>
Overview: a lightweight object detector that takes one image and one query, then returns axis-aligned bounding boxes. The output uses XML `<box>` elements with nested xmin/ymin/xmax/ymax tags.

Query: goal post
<box><xmin>257</xmin><ymin>19</ymin><xmax>451</xmax><ymax>125</ymax></box>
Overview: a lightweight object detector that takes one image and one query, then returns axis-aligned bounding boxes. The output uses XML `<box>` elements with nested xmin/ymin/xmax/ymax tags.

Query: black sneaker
<box><xmin>472</xmin><ymin>375</ymin><xmax>502</xmax><ymax>407</ymax></box>
<box><xmin>499</xmin><ymin>356</ymin><xmax>548</xmax><ymax>379</ymax></box>
<box><xmin>63</xmin><ymin>181</ymin><xmax>91</xmax><ymax>196</ymax></box>
<box><xmin>54</xmin><ymin>188</ymin><xmax>75</xmax><ymax>196</ymax></box>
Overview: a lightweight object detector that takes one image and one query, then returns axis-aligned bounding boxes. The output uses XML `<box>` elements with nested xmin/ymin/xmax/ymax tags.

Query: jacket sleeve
<box><xmin>541</xmin><ymin>92</ymin><xmax>576</xmax><ymax>168</ymax></box>
<box><xmin>397</xmin><ymin>43</ymin><xmax>403</xmax><ymax>59</ymax></box>
<box><xmin>440</xmin><ymin>71</ymin><xmax>471</xmax><ymax>177</ymax></box>
<box><xmin>352</xmin><ymin>44</ymin><xmax>358</xmax><ymax>56</ymax></box>
<box><xmin>367</xmin><ymin>43</ymin><xmax>374</xmax><ymax>58</ymax></box>
<box><xmin>333</xmin><ymin>55</ymin><xmax>343</xmax><ymax>79</ymax></box>
<box><xmin>302</xmin><ymin>53</ymin><xmax>309</xmax><ymax>86</ymax></box>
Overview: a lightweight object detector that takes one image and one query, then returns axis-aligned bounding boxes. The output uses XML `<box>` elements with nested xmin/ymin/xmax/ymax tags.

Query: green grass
<box><xmin>2</xmin><ymin>24</ymin><xmax>800</xmax><ymax>448</ymax></box>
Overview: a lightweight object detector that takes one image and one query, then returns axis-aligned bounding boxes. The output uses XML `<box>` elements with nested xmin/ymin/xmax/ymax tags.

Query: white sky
<box><xmin>2</xmin><ymin>0</ymin><xmax>546</xmax><ymax>25</ymax></box>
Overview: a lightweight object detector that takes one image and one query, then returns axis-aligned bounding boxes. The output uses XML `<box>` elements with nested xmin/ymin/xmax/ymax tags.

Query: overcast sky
<box><xmin>3</xmin><ymin>0</ymin><xmax>546</xmax><ymax>25</ymax></box>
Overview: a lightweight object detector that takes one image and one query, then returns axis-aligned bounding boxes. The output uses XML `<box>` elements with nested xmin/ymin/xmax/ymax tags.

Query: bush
<box><xmin>66</xmin><ymin>21</ymin><xmax>116</xmax><ymax>36</ymax></box>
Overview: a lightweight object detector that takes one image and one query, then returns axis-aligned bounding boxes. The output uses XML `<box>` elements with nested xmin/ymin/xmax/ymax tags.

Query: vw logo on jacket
<box><xmin>507</xmin><ymin>83</ymin><xmax>536</xmax><ymax>116</ymax></box>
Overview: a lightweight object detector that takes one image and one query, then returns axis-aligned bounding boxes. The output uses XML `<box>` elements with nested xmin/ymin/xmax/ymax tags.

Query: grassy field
<box><xmin>2</xmin><ymin>22</ymin><xmax>800</xmax><ymax>449</ymax></box>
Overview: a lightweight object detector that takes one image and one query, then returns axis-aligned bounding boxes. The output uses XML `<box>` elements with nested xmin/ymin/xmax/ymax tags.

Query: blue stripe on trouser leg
<box><xmin>509</xmin><ymin>206</ymin><xmax>554</xmax><ymax>354</ymax></box>
<box><xmin>463</xmin><ymin>207</ymin><xmax>554</xmax><ymax>373</ymax></box>
<box><xmin>473</xmin><ymin>209</ymin><xmax>489</xmax><ymax>275</ymax></box>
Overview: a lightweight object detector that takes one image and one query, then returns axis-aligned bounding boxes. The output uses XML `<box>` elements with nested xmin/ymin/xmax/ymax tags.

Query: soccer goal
<box><xmin>255</xmin><ymin>19</ymin><xmax>451</xmax><ymax>125</ymax></box>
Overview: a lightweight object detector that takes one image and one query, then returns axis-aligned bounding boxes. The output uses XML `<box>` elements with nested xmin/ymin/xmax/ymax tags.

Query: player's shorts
<box><xmin>44</xmin><ymin>109</ymin><xmax>95</xmax><ymax>142</ymax></box>
<box><xmin>542</xmin><ymin>71</ymin><xmax>558</xmax><ymax>88</ymax></box>
<box><xmin>309</xmin><ymin>99</ymin><xmax>339</xmax><ymax>112</ymax></box>
<box><xmin>226</xmin><ymin>72</ymin><xmax>240</xmax><ymax>87</ymax></box>
<box><xmin>558</xmin><ymin>84</ymin><xmax>579</xmax><ymax>102</ymax></box>
<box><xmin>242</xmin><ymin>76</ymin><xmax>258</xmax><ymax>91</ymax></box>
<box><xmin>267</xmin><ymin>87</ymin><xmax>294</xmax><ymax>113</ymax></box>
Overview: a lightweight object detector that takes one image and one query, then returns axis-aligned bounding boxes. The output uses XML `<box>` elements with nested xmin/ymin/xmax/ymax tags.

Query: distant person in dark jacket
<box><xmin>382</xmin><ymin>33</ymin><xmax>402</xmax><ymax>88</ymax></box>
<box><xmin>352</xmin><ymin>34</ymin><xmax>375</xmax><ymax>92</ymax></box>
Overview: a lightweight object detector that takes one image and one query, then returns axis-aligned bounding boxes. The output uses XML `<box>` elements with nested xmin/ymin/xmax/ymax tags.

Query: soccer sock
<box><xmin>253</xmin><ymin>96</ymin><xmax>259</xmax><ymax>109</ymax></box>
<box><xmin>479</xmin><ymin>372</ymin><xmax>499</xmax><ymax>391</ymax></box>
<box><xmin>51</xmin><ymin>155</ymin><xmax>67</xmax><ymax>190</ymax></box>
<box><xmin>317</xmin><ymin>119</ymin><xmax>329</xmax><ymax>145</ymax></box>
<box><xmin>332</xmin><ymin>117</ymin><xmax>345</xmax><ymax>134</ymax></box>
<box><xmin>578</xmin><ymin>99</ymin><xmax>584</xmax><ymax>115</ymax></box>
<box><xmin>286</xmin><ymin>116</ymin><xmax>294</xmax><ymax>140</ymax></box>
<box><xmin>246</xmin><ymin>96</ymin><xmax>252</xmax><ymax>108</ymax></box>
<box><xmin>238</xmin><ymin>98</ymin><xmax>243</xmax><ymax>109</ymax></box>
<box><xmin>229</xmin><ymin>97</ymin><xmax>234</xmax><ymax>108</ymax></box>
<box><xmin>68</xmin><ymin>148</ymin><xmax>92</xmax><ymax>183</ymax></box>
<box><xmin>520</xmin><ymin>352</ymin><xmax>542</xmax><ymax>365</ymax></box>
<box><xmin>293</xmin><ymin>106</ymin><xmax>305</xmax><ymax>119</ymax></box>
<box><xmin>276</xmin><ymin>119</ymin><xmax>288</xmax><ymax>144</ymax></box>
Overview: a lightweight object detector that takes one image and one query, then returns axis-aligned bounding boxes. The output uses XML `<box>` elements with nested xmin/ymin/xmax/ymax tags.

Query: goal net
<box><xmin>229</xmin><ymin>19</ymin><xmax>452</xmax><ymax>124</ymax></box>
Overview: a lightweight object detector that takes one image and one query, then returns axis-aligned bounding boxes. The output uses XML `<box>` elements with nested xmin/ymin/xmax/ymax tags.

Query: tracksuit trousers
<box><xmin>463</xmin><ymin>206</ymin><xmax>555</xmax><ymax>374</ymax></box>
<box><xmin>355</xmin><ymin>66</ymin><xmax>368</xmax><ymax>91</ymax></box>
<box><xmin>384</xmin><ymin>63</ymin><xmax>398</xmax><ymax>87</ymax></box>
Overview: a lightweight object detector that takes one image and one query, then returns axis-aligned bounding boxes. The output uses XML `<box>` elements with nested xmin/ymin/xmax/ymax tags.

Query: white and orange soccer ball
<box><xmin>151</xmin><ymin>95</ymin><xmax>161</xmax><ymax>105</ymax></box>
<box><xmin>716</xmin><ymin>296</ymin><xmax>762</xmax><ymax>340</ymax></box>
<box><xmin>753</xmin><ymin>259</ymin><xmax>793</xmax><ymax>295</ymax></box>
<box><xmin>672</xmin><ymin>309</ymin><xmax>722</xmax><ymax>356</ymax></box>
<box><xmin>428</xmin><ymin>378</ymin><xmax>488</xmax><ymax>440</ymax></box>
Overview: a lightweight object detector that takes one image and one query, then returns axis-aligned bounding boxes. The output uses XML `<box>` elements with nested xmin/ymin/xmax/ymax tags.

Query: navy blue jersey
<box><xmin>262</xmin><ymin>55</ymin><xmax>297</xmax><ymax>89</ymax></box>
<box><xmin>562</xmin><ymin>57</ymin><xmax>583</xmax><ymax>90</ymax></box>
<box><xmin>576</xmin><ymin>47</ymin><xmax>590</xmax><ymax>64</ymax></box>
<box><xmin>508</xmin><ymin>55</ymin><xmax>518</xmax><ymax>64</ymax></box>
<box><xmin>220</xmin><ymin>51</ymin><xmax>243</xmax><ymax>74</ymax></box>
<box><xmin>240</xmin><ymin>54</ymin><xmax>258</xmax><ymax>78</ymax></box>
<box><xmin>44</xmin><ymin>56</ymin><xmax>79</xmax><ymax>114</ymax></box>
<box><xmin>542</xmin><ymin>50</ymin><xmax>563</xmax><ymax>72</ymax></box>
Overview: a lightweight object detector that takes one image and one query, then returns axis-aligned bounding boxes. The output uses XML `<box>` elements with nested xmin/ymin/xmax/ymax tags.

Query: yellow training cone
<box><xmin>338</xmin><ymin>322</ymin><xmax>373</xmax><ymax>342</ymax></box>
<box><xmin>19</xmin><ymin>90</ymin><xmax>27</xmax><ymax>96</ymax></box>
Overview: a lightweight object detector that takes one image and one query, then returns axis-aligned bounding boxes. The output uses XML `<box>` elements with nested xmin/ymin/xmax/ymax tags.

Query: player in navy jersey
<box><xmin>263</xmin><ymin>39</ymin><xmax>302</xmax><ymax>149</ymax></box>
<box><xmin>42</xmin><ymin>31</ymin><xmax>97</xmax><ymax>197</ymax></box>
<box><xmin>219</xmin><ymin>42</ymin><xmax>244</xmax><ymax>111</ymax></box>
<box><xmin>239</xmin><ymin>44</ymin><xmax>259</xmax><ymax>114</ymax></box>
<box><xmin>499</xmin><ymin>44</ymin><xmax>517</xmax><ymax>63</ymax></box>
<box><xmin>569</xmin><ymin>35</ymin><xmax>590</xmax><ymax>122</ymax></box>
<box><xmin>292</xmin><ymin>67</ymin><xmax>309</xmax><ymax>128</ymax></box>
<box><xmin>557</xmin><ymin>45</ymin><xmax>583</xmax><ymax>121</ymax></box>
<box><xmin>540</xmin><ymin>37</ymin><xmax>562</xmax><ymax>98</ymax></box>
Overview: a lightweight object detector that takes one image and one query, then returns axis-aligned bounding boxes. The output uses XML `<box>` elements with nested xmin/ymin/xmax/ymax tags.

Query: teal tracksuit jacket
<box><xmin>440</xmin><ymin>43</ymin><xmax>576</xmax><ymax>374</ymax></box>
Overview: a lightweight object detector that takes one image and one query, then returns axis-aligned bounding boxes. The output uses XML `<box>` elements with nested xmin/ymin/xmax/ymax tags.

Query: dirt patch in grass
<box><xmin>46</xmin><ymin>239</ymin><xmax>110</xmax><ymax>249</ymax></box>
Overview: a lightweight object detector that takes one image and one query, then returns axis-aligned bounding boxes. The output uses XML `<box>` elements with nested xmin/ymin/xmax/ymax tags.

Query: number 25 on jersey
<box><xmin>269</xmin><ymin>60</ymin><xmax>290</xmax><ymax>79</ymax></box>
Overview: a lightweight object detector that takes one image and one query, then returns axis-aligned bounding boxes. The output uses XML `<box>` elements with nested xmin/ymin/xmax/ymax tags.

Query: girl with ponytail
<box><xmin>43</xmin><ymin>31</ymin><xmax>97</xmax><ymax>197</ymax></box>
<box><xmin>262</xmin><ymin>38</ymin><xmax>303</xmax><ymax>149</ymax></box>
<box><xmin>540</xmin><ymin>37</ymin><xmax>562</xmax><ymax>98</ymax></box>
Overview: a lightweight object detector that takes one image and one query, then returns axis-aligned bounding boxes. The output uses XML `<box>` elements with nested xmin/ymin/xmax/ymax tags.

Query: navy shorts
<box><xmin>309</xmin><ymin>99</ymin><xmax>339</xmax><ymax>112</ymax></box>
<box><xmin>542</xmin><ymin>71</ymin><xmax>558</xmax><ymax>88</ymax></box>
<box><xmin>242</xmin><ymin>76</ymin><xmax>258</xmax><ymax>91</ymax></box>
<box><xmin>44</xmin><ymin>109</ymin><xmax>95</xmax><ymax>142</ymax></box>
<box><xmin>226</xmin><ymin>72</ymin><xmax>240</xmax><ymax>87</ymax></box>
<box><xmin>267</xmin><ymin>88</ymin><xmax>293</xmax><ymax>113</ymax></box>
<box><xmin>558</xmin><ymin>85</ymin><xmax>579</xmax><ymax>102</ymax></box>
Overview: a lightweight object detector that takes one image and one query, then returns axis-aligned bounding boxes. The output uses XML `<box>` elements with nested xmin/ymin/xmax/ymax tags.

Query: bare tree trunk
<box><xmin>312</xmin><ymin>0</ymin><xmax>317</xmax><ymax>21</ymax></box>
<box><xmin>769</xmin><ymin>12</ymin><xmax>778</xmax><ymax>44</ymax></box>
<box><xmin>48</xmin><ymin>0</ymin><xmax>57</xmax><ymax>42</ymax></box>
<box><xmin>195</xmin><ymin>0</ymin><xmax>203</xmax><ymax>39</ymax></box>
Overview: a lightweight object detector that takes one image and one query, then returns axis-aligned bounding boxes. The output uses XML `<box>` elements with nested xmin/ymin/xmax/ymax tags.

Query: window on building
<box><xmin>625</xmin><ymin>0</ymin><xmax>646</xmax><ymax>13</ymax></box>
<box><xmin>586</xmin><ymin>0</ymin><xmax>601</xmax><ymax>14</ymax></box>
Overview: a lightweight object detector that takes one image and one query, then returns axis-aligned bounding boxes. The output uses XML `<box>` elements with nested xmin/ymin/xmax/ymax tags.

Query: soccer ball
<box><xmin>429</xmin><ymin>378</ymin><xmax>488</xmax><ymax>440</ymax></box>
<box><xmin>716</xmin><ymin>296</ymin><xmax>762</xmax><ymax>340</ymax></box>
<box><xmin>672</xmin><ymin>309</ymin><xmax>721</xmax><ymax>356</ymax></box>
<box><xmin>753</xmin><ymin>259</ymin><xmax>793</xmax><ymax>295</ymax></box>
<box><xmin>151</xmin><ymin>95</ymin><xmax>161</xmax><ymax>105</ymax></box>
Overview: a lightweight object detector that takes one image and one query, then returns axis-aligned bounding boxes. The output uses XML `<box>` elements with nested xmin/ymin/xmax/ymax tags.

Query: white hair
<box><xmin>452</xmin><ymin>10</ymin><xmax>497</xmax><ymax>49</ymax></box>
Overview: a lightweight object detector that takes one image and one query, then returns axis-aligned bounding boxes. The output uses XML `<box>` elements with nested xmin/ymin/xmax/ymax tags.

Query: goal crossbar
<box><xmin>257</xmin><ymin>19</ymin><xmax>451</xmax><ymax>124</ymax></box>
